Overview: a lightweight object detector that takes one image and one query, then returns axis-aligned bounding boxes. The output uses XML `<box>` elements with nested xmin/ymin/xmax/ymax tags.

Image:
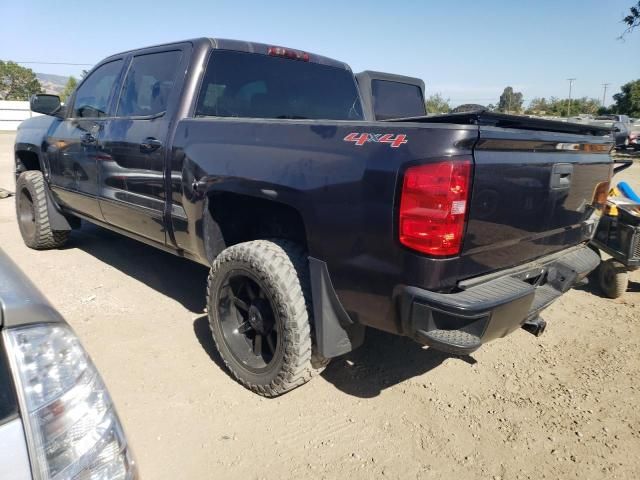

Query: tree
<box><xmin>425</xmin><ymin>93</ymin><xmax>450</xmax><ymax>114</ymax></box>
<box><xmin>0</xmin><ymin>60</ymin><xmax>42</xmax><ymax>100</ymax></box>
<box><xmin>497</xmin><ymin>86</ymin><xmax>524</xmax><ymax>114</ymax></box>
<box><xmin>526</xmin><ymin>96</ymin><xmax>601</xmax><ymax>117</ymax></box>
<box><xmin>573</xmin><ymin>97</ymin><xmax>601</xmax><ymax>115</ymax></box>
<box><xmin>60</xmin><ymin>76</ymin><xmax>78</xmax><ymax>102</ymax></box>
<box><xmin>526</xmin><ymin>97</ymin><xmax>550</xmax><ymax>114</ymax></box>
<box><xmin>621</xmin><ymin>1</ymin><xmax>639</xmax><ymax>37</ymax></box>
<box><xmin>610</xmin><ymin>79</ymin><xmax>640</xmax><ymax>117</ymax></box>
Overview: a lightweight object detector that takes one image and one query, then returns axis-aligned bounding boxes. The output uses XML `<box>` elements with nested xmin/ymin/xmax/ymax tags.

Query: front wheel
<box><xmin>15</xmin><ymin>171</ymin><xmax>69</xmax><ymax>250</ymax></box>
<box><xmin>207</xmin><ymin>239</ymin><xmax>323</xmax><ymax>396</ymax></box>
<box><xmin>598</xmin><ymin>258</ymin><xmax>629</xmax><ymax>299</ymax></box>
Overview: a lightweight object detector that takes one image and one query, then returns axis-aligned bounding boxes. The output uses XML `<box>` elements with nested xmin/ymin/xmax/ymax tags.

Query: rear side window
<box><xmin>72</xmin><ymin>60</ymin><xmax>123</xmax><ymax>118</ymax></box>
<box><xmin>371</xmin><ymin>80</ymin><xmax>425</xmax><ymax>120</ymax></box>
<box><xmin>117</xmin><ymin>50</ymin><xmax>182</xmax><ymax>117</ymax></box>
<box><xmin>195</xmin><ymin>50</ymin><xmax>363</xmax><ymax>120</ymax></box>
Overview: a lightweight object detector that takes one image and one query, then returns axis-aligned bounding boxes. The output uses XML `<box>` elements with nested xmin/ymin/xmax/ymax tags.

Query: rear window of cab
<box><xmin>195</xmin><ymin>50</ymin><xmax>364</xmax><ymax>121</ymax></box>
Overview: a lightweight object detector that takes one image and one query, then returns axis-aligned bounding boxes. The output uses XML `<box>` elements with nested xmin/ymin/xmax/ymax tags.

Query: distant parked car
<box><xmin>593</xmin><ymin>114</ymin><xmax>631</xmax><ymax>124</ymax></box>
<box><xmin>612</xmin><ymin>122</ymin><xmax>632</xmax><ymax>149</ymax></box>
<box><xmin>590</xmin><ymin>116</ymin><xmax>632</xmax><ymax>149</ymax></box>
<box><xmin>629</xmin><ymin>125</ymin><xmax>640</xmax><ymax>151</ymax></box>
<box><xmin>0</xmin><ymin>249</ymin><xmax>137</xmax><ymax>480</ymax></box>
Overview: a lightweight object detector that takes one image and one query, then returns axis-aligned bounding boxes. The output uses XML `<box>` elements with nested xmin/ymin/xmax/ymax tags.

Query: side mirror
<box><xmin>613</xmin><ymin>127</ymin><xmax>621</xmax><ymax>133</ymax></box>
<box><xmin>30</xmin><ymin>94</ymin><xmax>62</xmax><ymax>116</ymax></box>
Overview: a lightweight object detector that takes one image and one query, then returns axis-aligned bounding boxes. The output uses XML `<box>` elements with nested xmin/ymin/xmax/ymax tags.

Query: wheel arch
<box><xmin>202</xmin><ymin>190</ymin><xmax>309</xmax><ymax>264</ymax></box>
<box><xmin>15</xmin><ymin>148</ymin><xmax>42</xmax><ymax>179</ymax></box>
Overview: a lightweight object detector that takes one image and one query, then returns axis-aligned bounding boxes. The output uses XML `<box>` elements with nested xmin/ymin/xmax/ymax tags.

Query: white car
<box><xmin>0</xmin><ymin>249</ymin><xmax>137</xmax><ymax>480</ymax></box>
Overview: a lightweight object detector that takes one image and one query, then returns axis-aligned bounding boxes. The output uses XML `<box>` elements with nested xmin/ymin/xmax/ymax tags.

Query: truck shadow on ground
<box><xmin>193</xmin><ymin>315</ymin><xmax>475</xmax><ymax>398</ymax></box>
<box><xmin>318</xmin><ymin>329</ymin><xmax>476</xmax><ymax>398</ymax></box>
<box><xmin>628</xmin><ymin>281</ymin><xmax>640</xmax><ymax>293</ymax></box>
<box><xmin>70</xmin><ymin>223</ymin><xmax>475</xmax><ymax>398</ymax></box>
<box><xmin>67</xmin><ymin>223</ymin><xmax>209</xmax><ymax>313</ymax></box>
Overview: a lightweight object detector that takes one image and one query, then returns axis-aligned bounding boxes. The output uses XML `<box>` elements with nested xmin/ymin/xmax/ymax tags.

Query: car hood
<box><xmin>0</xmin><ymin>249</ymin><xmax>65</xmax><ymax>329</ymax></box>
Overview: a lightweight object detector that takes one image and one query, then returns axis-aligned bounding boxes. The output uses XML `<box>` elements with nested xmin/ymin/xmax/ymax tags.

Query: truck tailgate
<box><xmin>393</xmin><ymin>112</ymin><xmax>613</xmax><ymax>272</ymax></box>
<box><xmin>463</xmin><ymin>125</ymin><xmax>612</xmax><ymax>268</ymax></box>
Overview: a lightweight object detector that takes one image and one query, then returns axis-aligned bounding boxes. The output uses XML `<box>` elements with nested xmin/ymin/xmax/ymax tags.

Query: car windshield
<box><xmin>195</xmin><ymin>50</ymin><xmax>364</xmax><ymax>121</ymax></box>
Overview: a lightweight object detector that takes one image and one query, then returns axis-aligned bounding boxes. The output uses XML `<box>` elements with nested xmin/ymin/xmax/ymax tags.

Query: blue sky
<box><xmin>1</xmin><ymin>0</ymin><xmax>638</xmax><ymax>107</ymax></box>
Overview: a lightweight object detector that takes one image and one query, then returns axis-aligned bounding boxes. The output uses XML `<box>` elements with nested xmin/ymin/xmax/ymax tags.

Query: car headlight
<box><xmin>3</xmin><ymin>324</ymin><xmax>137</xmax><ymax>480</ymax></box>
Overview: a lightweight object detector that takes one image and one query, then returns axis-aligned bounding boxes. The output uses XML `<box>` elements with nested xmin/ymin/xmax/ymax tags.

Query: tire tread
<box><xmin>207</xmin><ymin>239</ymin><xmax>324</xmax><ymax>396</ymax></box>
<box><xmin>16</xmin><ymin>171</ymin><xmax>69</xmax><ymax>250</ymax></box>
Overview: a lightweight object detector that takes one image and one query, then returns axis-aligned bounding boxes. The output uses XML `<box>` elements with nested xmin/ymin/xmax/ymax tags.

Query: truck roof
<box><xmin>101</xmin><ymin>37</ymin><xmax>350</xmax><ymax>71</ymax></box>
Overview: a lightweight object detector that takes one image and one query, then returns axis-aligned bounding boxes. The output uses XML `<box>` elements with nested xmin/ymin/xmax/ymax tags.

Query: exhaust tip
<box><xmin>522</xmin><ymin>317</ymin><xmax>547</xmax><ymax>337</ymax></box>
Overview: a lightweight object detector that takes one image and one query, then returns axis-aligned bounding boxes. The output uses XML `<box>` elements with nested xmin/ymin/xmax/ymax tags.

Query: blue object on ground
<box><xmin>618</xmin><ymin>181</ymin><xmax>640</xmax><ymax>203</ymax></box>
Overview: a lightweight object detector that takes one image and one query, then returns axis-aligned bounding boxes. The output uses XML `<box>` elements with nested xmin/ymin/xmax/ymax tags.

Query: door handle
<box><xmin>80</xmin><ymin>133</ymin><xmax>97</xmax><ymax>145</ymax></box>
<box><xmin>140</xmin><ymin>137</ymin><xmax>162</xmax><ymax>153</ymax></box>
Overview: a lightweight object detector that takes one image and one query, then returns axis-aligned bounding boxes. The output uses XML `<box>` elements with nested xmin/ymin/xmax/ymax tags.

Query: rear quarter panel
<box><xmin>170</xmin><ymin>118</ymin><xmax>476</xmax><ymax>332</ymax></box>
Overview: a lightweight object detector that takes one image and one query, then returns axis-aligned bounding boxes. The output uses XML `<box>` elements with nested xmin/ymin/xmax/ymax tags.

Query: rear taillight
<box><xmin>399</xmin><ymin>159</ymin><xmax>472</xmax><ymax>256</ymax></box>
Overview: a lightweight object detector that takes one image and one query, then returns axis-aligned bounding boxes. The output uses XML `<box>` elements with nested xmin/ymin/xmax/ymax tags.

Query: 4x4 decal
<box><xmin>343</xmin><ymin>132</ymin><xmax>408</xmax><ymax>148</ymax></box>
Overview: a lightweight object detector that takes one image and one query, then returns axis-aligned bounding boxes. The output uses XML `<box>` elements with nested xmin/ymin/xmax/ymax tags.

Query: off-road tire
<box><xmin>598</xmin><ymin>258</ymin><xmax>628</xmax><ymax>299</ymax></box>
<box><xmin>15</xmin><ymin>171</ymin><xmax>69</xmax><ymax>250</ymax></box>
<box><xmin>207</xmin><ymin>239</ymin><xmax>326</xmax><ymax>396</ymax></box>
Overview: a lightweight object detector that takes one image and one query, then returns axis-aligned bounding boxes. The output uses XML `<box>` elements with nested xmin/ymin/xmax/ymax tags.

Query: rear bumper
<box><xmin>396</xmin><ymin>244</ymin><xmax>600</xmax><ymax>355</ymax></box>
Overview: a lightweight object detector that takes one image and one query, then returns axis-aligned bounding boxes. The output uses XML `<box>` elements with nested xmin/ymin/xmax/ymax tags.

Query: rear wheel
<box><xmin>207</xmin><ymin>239</ymin><xmax>324</xmax><ymax>396</ymax></box>
<box><xmin>598</xmin><ymin>258</ymin><xmax>628</xmax><ymax>299</ymax></box>
<box><xmin>15</xmin><ymin>171</ymin><xmax>69</xmax><ymax>250</ymax></box>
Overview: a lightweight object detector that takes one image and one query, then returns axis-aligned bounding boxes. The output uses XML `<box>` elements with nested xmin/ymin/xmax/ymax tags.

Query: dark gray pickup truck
<box><xmin>15</xmin><ymin>38</ymin><xmax>612</xmax><ymax>396</ymax></box>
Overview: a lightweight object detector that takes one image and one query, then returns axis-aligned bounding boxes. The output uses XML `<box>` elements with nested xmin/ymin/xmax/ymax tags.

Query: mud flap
<box><xmin>309</xmin><ymin>257</ymin><xmax>365</xmax><ymax>358</ymax></box>
<box><xmin>43</xmin><ymin>183</ymin><xmax>74</xmax><ymax>231</ymax></box>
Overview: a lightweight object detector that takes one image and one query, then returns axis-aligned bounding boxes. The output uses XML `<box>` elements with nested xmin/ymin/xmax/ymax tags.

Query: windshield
<box><xmin>195</xmin><ymin>50</ymin><xmax>363</xmax><ymax>121</ymax></box>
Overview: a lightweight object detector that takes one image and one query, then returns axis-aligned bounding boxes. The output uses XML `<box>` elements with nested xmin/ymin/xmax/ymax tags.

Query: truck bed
<box><xmin>390</xmin><ymin>110</ymin><xmax>612</xmax><ymax>137</ymax></box>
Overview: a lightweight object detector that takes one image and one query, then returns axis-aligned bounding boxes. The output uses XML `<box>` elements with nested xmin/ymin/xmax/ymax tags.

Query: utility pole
<box><xmin>567</xmin><ymin>78</ymin><xmax>576</xmax><ymax>117</ymax></box>
<box><xmin>601</xmin><ymin>83</ymin><xmax>610</xmax><ymax>108</ymax></box>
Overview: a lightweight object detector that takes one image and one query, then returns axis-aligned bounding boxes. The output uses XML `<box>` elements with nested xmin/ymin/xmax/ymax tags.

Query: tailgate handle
<box><xmin>550</xmin><ymin>163</ymin><xmax>573</xmax><ymax>190</ymax></box>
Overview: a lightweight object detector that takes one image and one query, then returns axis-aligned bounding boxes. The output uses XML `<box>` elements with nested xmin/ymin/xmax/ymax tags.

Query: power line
<box><xmin>11</xmin><ymin>61</ymin><xmax>94</xmax><ymax>66</ymax></box>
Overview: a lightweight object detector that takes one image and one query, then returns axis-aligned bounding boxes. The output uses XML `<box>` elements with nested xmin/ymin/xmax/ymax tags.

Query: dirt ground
<box><xmin>1</xmin><ymin>131</ymin><xmax>639</xmax><ymax>479</ymax></box>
